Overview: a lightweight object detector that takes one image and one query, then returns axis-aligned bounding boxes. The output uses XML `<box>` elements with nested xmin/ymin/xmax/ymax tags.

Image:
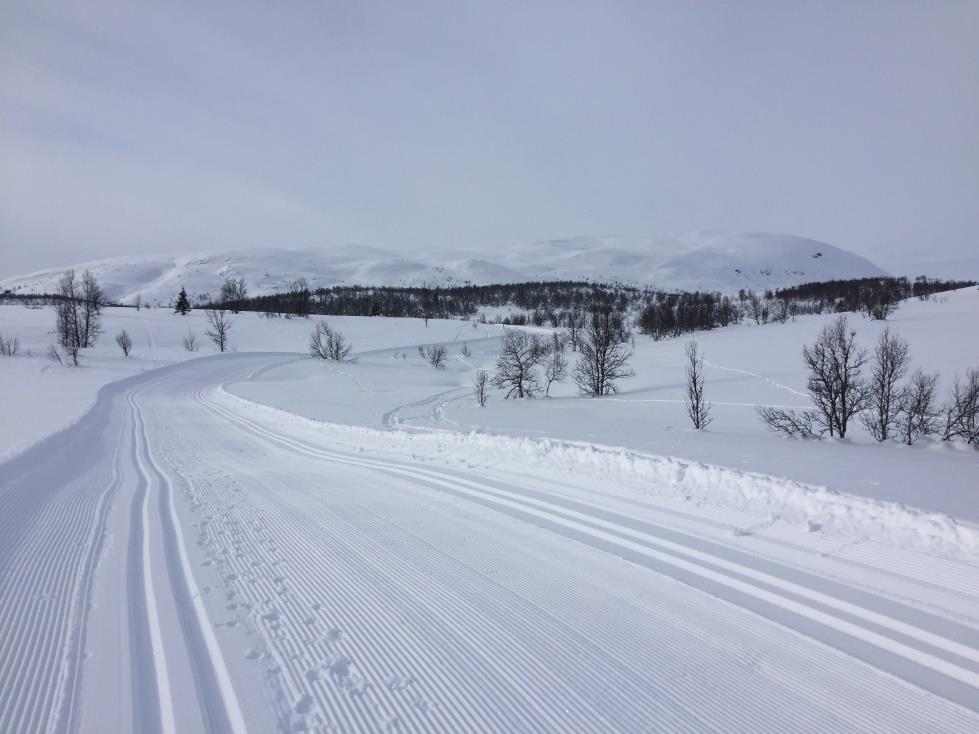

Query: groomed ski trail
<box><xmin>1</xmin><ymin>352</ymin><xmax>978</xmax><ymax>733</ymax></box>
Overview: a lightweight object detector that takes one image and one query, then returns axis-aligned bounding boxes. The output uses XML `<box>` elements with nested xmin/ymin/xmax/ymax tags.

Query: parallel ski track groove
<box><xmin>132</xmin><ymin>385</ymin><xmax>249</xmax><ymax>734</ymax></box>
<box><xmin>201</xmin><ymin>394</ymin><xmax>968</xmax><ymax>733</ymax></box>
<box><xmin>162</xmin><ymin>431</ymin><xmax>603</xmax><ymax>733</ymax></box>
<box><xmin>309</xmin><ymin>488</ymin><xmax>914</xmax><ymax>733</ymax></box>
<box><xmin>161</xmin><ymin>450</ymin><xmax>506</xmax><ymax>732</ymax></box>
<box><xmin>0</xmin><ymin>415</ymin><xmax>123</xmax><ymax>733</ymax></box>
<box><xmin>199</xmin><ymin>388</ymin><xmax>979</xmax><ymax>718</ymax></box>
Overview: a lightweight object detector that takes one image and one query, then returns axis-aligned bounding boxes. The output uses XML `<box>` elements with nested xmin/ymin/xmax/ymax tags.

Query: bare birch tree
<box><xmin>543</xmin><ymin>342</ymin><xmax>568</xmax><ymax>396</ymax></box>
<box><xmin>684</xmin><ymin>340</ymin><xmax>712</xmax><ymax>429</ymax></box>
<box><xmin>80</xmin><ymin>270</ymin><xmax>103</xmax><ymax>348</ymax></box>
<box><xmin>942</xmin><ymin>368</ymin><xmax>979</xmax><ymax>447</ymax></box>
<box><xmin>861</xmin><ymin>328</ymin><xmax>910</xmax><ymax>441</ymax></box>
<box><xmin>492</xmin><ymin>330</ymin><xmax>546</xmax><ymax>398</ymax></box>
<box><xmin>897</xmin><ymin>369</ymin><xmax>940</xmax><ymax>445</ymax></box>
<box><xmin>573</xmin><ymin>306</ymin><xmax>634</xmax><ymax>396</ymax></box>
<box><xmin>802</xmin><ymin>316</ymin><xmax>869</xmax><ymax>438</ymax></box>
<box><xmin>115</xmin><ymin>330</ymin><xmax>133</xmax><ymax>357</ymax></box>
<box><xmin>219</xmin><ymin>277</ymin><xmax>248</xmax><ymax>313</ymax></box>
<box><xmin>474</xmin><ymin>369</ymin><xmax>489</xmax><ymax>407</ymax></box>
<box><xmin>55</xmin><ymin>270</ymin><xmax>83</xmax><ymax>365</ymax></box>
<box><xmin>309</xmin><ymin>321</ymin><xmax>352</xmax><ymax>361</ymax></box>
<box><xmin>205</xmin><ymin>309</ymin><xmax>233</xmax><ymax>352</ymax></box>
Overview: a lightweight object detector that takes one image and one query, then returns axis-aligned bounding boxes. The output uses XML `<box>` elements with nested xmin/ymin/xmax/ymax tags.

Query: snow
<box><xmin>1</xmin><ymin>287</ymin><xmax>978</xmax><ymax>732</ymax></box>
<box><xmin>0</xmin><ymin>232</ymin><xmax>889</xmax><ymax>304</ymax></box>
<box><xmin>0</xmin><ymin>305</ymin><xmax>477</xmax><ymax>461</ymax></box>
<box><xmin>230</xmin><ymin>287</ymin><xmax>979</xmax><ymax>524</ymax></box>
<box><xmin>218</xmin><ymin>388</ymin><xmax>979</xmax><ymax>560</ymax></box>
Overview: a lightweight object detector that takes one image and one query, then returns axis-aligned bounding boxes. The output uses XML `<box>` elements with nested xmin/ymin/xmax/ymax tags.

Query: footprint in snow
<box><xmin>328</xmin><ymin>655</ymin><xmax>351</xmax><ymax>685</ymax></box>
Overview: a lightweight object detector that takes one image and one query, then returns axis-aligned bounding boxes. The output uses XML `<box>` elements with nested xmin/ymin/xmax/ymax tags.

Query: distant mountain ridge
<box><xmin>1</xmin><ymin>232</ymin><xmax>889</xmax><ymax>305</ymax></box>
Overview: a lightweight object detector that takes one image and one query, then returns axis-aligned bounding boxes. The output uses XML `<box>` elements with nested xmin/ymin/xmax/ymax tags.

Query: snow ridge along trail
<box><xmin>1</xmin><ymin>353</ymin><xmax>978</xmax><ymax>732</ymax></box>
<box><xmin>201</xmin><ymin>388</ymin><xmax>979</xmax><ymax>708</ymax></box>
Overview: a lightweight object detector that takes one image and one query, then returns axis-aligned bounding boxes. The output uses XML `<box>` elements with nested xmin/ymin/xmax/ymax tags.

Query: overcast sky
<box><xmin>2</xmin><ymin>0</ymin><xmax>977</xmax><ymax>277</ymax></box>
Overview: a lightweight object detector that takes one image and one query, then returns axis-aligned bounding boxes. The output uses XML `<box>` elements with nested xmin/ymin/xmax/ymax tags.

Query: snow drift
<box><xmin>216</xmin><ymin>387</ymin><xmax>979</xmax><ymax>562</ymax></box>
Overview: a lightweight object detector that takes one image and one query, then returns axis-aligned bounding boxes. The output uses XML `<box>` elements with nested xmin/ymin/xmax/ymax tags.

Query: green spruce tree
<box><xmin>174</xmin><ymin>286</ymin><xmax>191</xmax><ymax>315</ymax></box>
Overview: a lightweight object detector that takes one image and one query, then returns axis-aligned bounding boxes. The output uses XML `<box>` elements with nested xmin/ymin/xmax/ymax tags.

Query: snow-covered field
<box><xmin>1</xmin><ymin>289</ymin><xmax>977</xmax><ymax>732</ymax></box>
<box><xmin>232</xmin><ymin>288</ymin><xmax>979</xmax><ymax>522</ymax></box>
<box><xmin>0</xmin><ymin>306</ymin><xmax>477</xmax><ymax>462</ymax></box>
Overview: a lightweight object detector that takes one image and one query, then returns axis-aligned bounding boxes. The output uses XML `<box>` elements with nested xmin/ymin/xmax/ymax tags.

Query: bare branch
<box><xmin>474</xmin><ymin>369</ymin><xmax>489</xmax><ymax>407</ymax></box>
<box><xmin>205</xmin><ymin>309</ymin><xmax>233</xmax><ymax>352</ymax></box>
<box><xmin>684</xmin><ymin>340</ymin><xmax>712</xmax><ymax>429</ymax></box>
<box><xmin>115</xmin><ymin>329</ymin><xmax>133</xmax><ymax>357</ymax></box>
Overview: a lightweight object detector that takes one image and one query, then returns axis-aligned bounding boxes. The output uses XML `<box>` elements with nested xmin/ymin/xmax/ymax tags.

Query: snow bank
<box><xmin>217</xmin><ymin>387</ymin><xmax>979</xmax><ymax>561</ymax></box>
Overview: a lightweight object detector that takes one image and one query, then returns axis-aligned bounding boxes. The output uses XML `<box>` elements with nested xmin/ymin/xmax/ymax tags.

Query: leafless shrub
<box><xmin>757</xmin><ymin>406</ymin><xmax>821</xmax><ymax>438</ymax></box>
<box><xmin>543</xmin><ymin>334</ymin><xmax>568</xmax><ymax>397</ymax></box>
<box><xmin>205</xmin><ymin>309</ymin><xmax>233</xmax><ymax>352</ymax></box>
<box><xmin>685</xmin><ymin>340</ymin><xmax>712</xmax><ymax>429</ymax></box>
<box><xmin>942</xmin><ymin>368</ymin><xmax>979</xmax><ymax>447</ymax></box>
<box><xmin>897</xmin><ymin>370</ymin><xmax>940</xmax><ymax>445</ymax></box>
<box><xmin>861</xmin><ymin>328</ymin><xmax>910</xmax><ymax>441</ymax></box>
<box><xmin>182</xmin><ymin>331</ymin><xmax>200</xmax><ymax>352</ymax></box>
<box><xmin>115</xmin><ymin>330</ymin><xmax>133</xmax><ymax>357</ymax></box>
<box><xmin>309</xmin><ymin>321</ymin><xmax>353</xmax><ymax>361</ymax></box>
<box><xmin>460</xmin><ymin>342</ymin><xmax>471</xmax><ymax>358</ymax></box>
<box><xmin>0</xmin><ymin>334</ymin><xmax>18</xmax><ymax>356</ymax></box>
<box><xmin>769</xmin><ymin>298</ymin><xmax>789</xmax><ymax>324</ymax></box>
<box><xmin>474</xmin><ymin>369</ymin><xmax>489</xmax><ymax>407</ymax></box>
<box><xmin>47</xmin><ymin>344</ymin><xmax>63</xmax><ymax>366</ymax></box>
<box><xmin>428</xmin><ymin>344</ymin><xmax>448</xmax><ymax>369</ymax></box>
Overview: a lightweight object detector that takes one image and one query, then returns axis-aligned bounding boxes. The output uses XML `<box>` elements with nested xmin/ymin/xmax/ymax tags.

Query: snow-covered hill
<box><xmin>1</xmin><ymin>233</ymin><xmax>888</xmax><ymax>304</ymax></box>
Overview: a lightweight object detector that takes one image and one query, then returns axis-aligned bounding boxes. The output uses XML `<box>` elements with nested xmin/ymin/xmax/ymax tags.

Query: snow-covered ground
<box><xmin>0</xmin><ymin>305</ymin><xmax>479</xmax><ymax>461</ymax></box>
<box><xmin>231</xmin><ymin>287</ymin><xmax>979</xmax><ymax>522</ymax></box>
<box><xmin>1</xmin><ymin>289</ymin><xmax>977</xmax><ymax>732</ymax></box>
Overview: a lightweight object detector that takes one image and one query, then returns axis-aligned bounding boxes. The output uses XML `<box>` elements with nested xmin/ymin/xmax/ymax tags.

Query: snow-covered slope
<box><xmin>0</xmin><ymin>233</ymin><xmax>888</xmax><ymax>304</ymax></box>
<box><xmin>498</xmin><ymin>232</ymin><xmax>888</xmax><ymax>292</ymax></box>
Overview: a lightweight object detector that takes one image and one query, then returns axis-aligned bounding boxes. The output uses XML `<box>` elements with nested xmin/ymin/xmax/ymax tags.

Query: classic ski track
<box><xmin>2</xmin><ymin>350</ymin><xmax>978</xmax><ymax>732</ymax></box>
<box><xmin>485</xmin><ymin>466</ymin><xmax>979</xmax><ymax>619</ymax></box>
<box><xmin>130</xmin><ymin>383</ymin><xmax>249</xmax><ymax>734</ymax></box>
<box><xmin>129</xmin><ymin>386</ymin><xmax>182</xmax><ymax>734</ymax></box>
<box><xmin>286</xmin><ymin>474</ymin><xmax>953</xmax><ymax>733</ymax></box>
<box><xmin>160</xmin><ymin>419</ymin><xmax>618</xmax><ymax>732</ymax></box>
<box><xmin>192</xmin><ymin>381</ymin><xmax>979</xmax><ymax>730</ymax></box>
<box><xmin>199</xmin><ymin>388</ymin><xmax>979</xmax><ymax>715</ymax></box>
<box><xmin>0</xmin><ymin>404</ymin><xmax>124</xmax><ymax>733</ymax></box>
<box><xmin>167</xmin><ymin>399</ymin><xmax>777</xmax><ymax>731</ymax></box>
